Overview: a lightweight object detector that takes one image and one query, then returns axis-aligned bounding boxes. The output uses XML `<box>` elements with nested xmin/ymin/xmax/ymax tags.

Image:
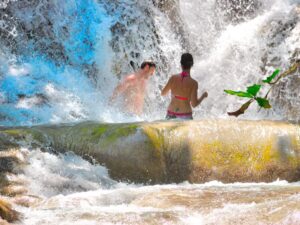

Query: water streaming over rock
<box><xmin>12</xmin><ymin>148</ymin><xmax>300</xmax><ymax>225</ymax></box>
<box><xmin>0</xmin><ymin>0</ymin><xmax>299</xmax><ymax>125</ymax></box>
<box><xmin>0</xmin><ymin>0</ymin><xmax>300</xmax><ymax>224</ymax></box>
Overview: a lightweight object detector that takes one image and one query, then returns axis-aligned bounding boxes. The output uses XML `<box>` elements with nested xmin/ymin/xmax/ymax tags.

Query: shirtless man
<box><xmin>161</xmin><ymin>53</ymin><xmax>208</xmax><ymax>120</ymax></box>
<box><xmin>110</xmin><ymin>61</ymin><xmax>156</xmax><ymax>115</ymax></box>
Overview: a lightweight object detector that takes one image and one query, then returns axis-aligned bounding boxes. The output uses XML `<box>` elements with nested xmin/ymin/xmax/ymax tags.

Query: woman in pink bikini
<box><xmin>161</xmin><ymin>53</ymin><xmax>208</xmax><ymax>120</ymax></box>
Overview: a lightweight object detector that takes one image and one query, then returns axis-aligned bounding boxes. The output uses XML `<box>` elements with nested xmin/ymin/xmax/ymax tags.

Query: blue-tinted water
<box><xmin>0</xmin><ymin>0</ymin><xmax>112</xmax><ymax>125</ymax></box>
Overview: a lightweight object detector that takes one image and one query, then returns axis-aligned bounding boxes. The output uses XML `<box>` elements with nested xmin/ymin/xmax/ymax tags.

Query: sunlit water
<box><xmin>12</xmin><ymin>148</ymin><xmax>300</xmax><ymax>225</ymax></box>
<box><xmin>1</xmin><ymin>0</ymin><xmax>300</xmax><ymax>224</ymax></box>
<box><xmin>0</xmin><ymin>0</ymin><xmax>299</xmax><ymax>125</ymax></box>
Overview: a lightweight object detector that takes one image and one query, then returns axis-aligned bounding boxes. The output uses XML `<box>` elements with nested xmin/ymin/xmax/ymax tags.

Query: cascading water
<box><xmin>8</xmin><ymin>147</ymin><xmax>300</xmax><ymax>225</ymax></box>
<box><xmin>0</xmin><ymin>0</ymin><xmax>184</xmax><ymax>125</ymax></box>
<box><xmin>1</xmin><ymin>0</ymin><xmax>300</xmax><ymax>224</ymax></box>
<box><xmin>0</xmin><ymin>0</ymin><xmax>113</xmax><ymax>125</ymax></box>
<box><xmin>1</xmin><ymin>0</ymin><xmax>298</xmax><ymax>126</ymax></box>
<box><xmin>179</xmin><ymin>0</ymin><xmax>300</xmax><ymax>120</ymax></box>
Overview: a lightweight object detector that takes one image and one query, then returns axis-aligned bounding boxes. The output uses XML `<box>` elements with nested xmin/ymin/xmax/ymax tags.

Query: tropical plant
<box><xmin>224</xmin><ymin>69</ymin><xmax>280</xmax><ymax>117</ymax></box>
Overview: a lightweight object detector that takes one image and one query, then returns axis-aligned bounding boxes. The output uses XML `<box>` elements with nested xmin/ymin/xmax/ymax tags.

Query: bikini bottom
<box><xmin>166</xmin><ymin>110</ymin><xmax>193</xmax><ymax>120</ymax></box>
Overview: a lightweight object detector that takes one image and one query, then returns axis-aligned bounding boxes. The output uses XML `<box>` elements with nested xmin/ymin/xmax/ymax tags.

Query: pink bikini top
<box><xmin>180</xmin><ymin>71</ymin><xmax>189</xmax><ymax>81</ymax></box>
<box><xmin>174</xmin><ymin>72</ymin><xmax>189</xmax><ymax>101</ymax></box>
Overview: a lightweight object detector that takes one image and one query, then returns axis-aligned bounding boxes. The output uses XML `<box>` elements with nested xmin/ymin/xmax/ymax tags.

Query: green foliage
<box><xmin>262</xmin><ymin>69</ymin><xmax>280</xmax><ymax>84</ymax></box>
<box><xmin>255</xmin><ymin>98</ymin><xmax>271</xmax><ymax>109</ymax></box>
<box><xmin>224</xmin><ymin>84</ymin><xmax>261</xmax><ymax>99</ymax></box>
<box><xmin>224</xmin><ymin>90</ymin><xmax>253</xmax><ymax>98</ymax></box>
<box><xmin>246</xmin><ymin>84</ymin><xmax>261</xmax><ymax>97</ymax></box>
<box><xmin>224</xmin><ymin>69</ymin><xmax>281</xmax><ymax>117</ymax></box>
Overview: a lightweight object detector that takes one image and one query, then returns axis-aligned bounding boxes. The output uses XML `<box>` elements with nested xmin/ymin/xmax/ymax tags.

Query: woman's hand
<box><xmin>202</xmin><ymin>92</ymin><xmax>208</xmax><ymax>99</ymax></box>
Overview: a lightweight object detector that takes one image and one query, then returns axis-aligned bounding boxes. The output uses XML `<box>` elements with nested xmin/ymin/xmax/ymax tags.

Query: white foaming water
<box><xmin>96</xmin><ymin>0</ymin><xmax>300</xmax><ymax>122</ymax></box>
<box><xmin>177</xmin><ymin>0</ymin><xmax>299</xmax><ymax>120</ymax></box>
<box><xmin>0</xmin><ymin>0</ymin><xmax>299</xmax><ymax>125</ymax></box>
<box><xmin>1</xmin><ymin>1</ymin><xmax>299</xmax><ymax>224</ymax></box>
<box><xmin>14</xmin><ymin>148</ymin><xmax>300</xmax><ymax>225</ymax></box>
<box><xmin>8</xmin><ymin>64</ymin><xmax>31</xmax><ymax>77</ymax></box>
<box><xmin>22</xmin><ymin>148</ymin><xmax>116</xmax><ymax>197</ymax></box>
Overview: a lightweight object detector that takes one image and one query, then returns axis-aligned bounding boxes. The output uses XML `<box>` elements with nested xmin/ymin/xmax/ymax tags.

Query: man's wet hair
<box><xmin>181</xmin><ymin>53</ymin><xmax>194</xmax><ymax>70</ymax></box>
<box><xmin>141</xmin><ymin>61</ymin><xmax>156</xmax><ymax>69</ymax></box>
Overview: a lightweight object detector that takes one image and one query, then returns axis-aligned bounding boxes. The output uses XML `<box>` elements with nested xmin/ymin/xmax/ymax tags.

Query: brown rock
<box><xmin>0</xmin><ymin>198</ymin><xmax>20</xmax><ymax>223</ymax></box>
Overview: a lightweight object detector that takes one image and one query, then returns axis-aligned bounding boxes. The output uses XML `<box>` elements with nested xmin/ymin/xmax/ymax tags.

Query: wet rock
<box><xmin>17</xmin><ymin>93</ymin><xmax>50</xmax><ymax>108</ymax></box>
<box><xmin>259</xmin><ymin>6</ymin><xmax>299</xmax><ymax>71</ymax></box>
<box><xmin>0</xmin><ymin>1</ymin><xmax>68</xmax><ymax>61</ymax></box>
<box><xmin>0</xmin><ymin>135</ymin><xmax>19</xmax><ymax>152</ymax></box>
<box><xmin>2</xmin><ymin>120</ymin><xmax>300</xmax><ymax>184</ymax></box>
<box><xmin>0</xmin><ymin>157</ymin><xmax>17</xmax><ymax>173</ymax></box>
<box><xmin>0</xmin><ymin>150</ymin><xmax>26</xmax><ymax>173</ymax></box>
<box><xmin>153</xmin><ymin>0</ymin><xmax>191</xmax><ymax>51</ymax></box>
<box><xmin>0</xmin><ymin>198</ymin><xmax>20</xmax><ymax>223</ymax></box>
<box><xmin>1</xmin><ymin>185</ymin><xmax>28</xmax><ymax>197</ymax></box>
<box><xmin>257</xmin><ymin>6</ymin><xmax>300</xmax><ymax>121</ymax></box>
<box><xmin>270</xmin><ymin>67</ymin><xmax>300</xmax><ymax>122</ymax></box>
<box><xmin>0</xmin><ymin>173</ymin><xmax>26</xmax><ymax>190</ymax></box>
<box><xmin>0</xmin><ymin>0</ymin><xmax>173</xmax><ymax>89</ymax></box>
<box><xmin>216</xmin><ymin>0</ymin><xmax>261</xmax><ymax>23</ymax></box>
<box><xmin>105</xmin><ymin>1</ymin><xmax>169</xmax><ymax>79</ymax></box>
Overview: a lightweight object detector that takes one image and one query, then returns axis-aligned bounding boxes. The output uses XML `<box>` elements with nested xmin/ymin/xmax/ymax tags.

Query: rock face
<box><xmin>216</xmin><ymin>0</ymin><xmax>260</xmax><ymax>23</ymax></box>
<box><xmin>0</xmin><ymin>138</ymin><xmax>29</xmax><ymax>223</ymax></box>
<box><xmin>1</xmin><ymin>120</ymin><xmax>300</xmax><ymax>184</ymax></box>
<box><xmin>257</xmin><ymin>6</ymin><xmax>300</xmax><ymax>121</ymax></box>
<box><xmin>0</xmin><ymin>198</ymin><xmax>19</xmax><ymax>223</ymax></box>
<box><xmin>154</xmin><ymin>0</ymin><xmax>191</xmax><ymax>51</ymax></box>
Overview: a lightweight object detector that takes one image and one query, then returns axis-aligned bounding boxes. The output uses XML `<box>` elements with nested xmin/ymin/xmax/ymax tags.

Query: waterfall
<box><xmin>0</xmin><ymin>0</ymin><xmax>299</xmax><ymax>126</ymax></box>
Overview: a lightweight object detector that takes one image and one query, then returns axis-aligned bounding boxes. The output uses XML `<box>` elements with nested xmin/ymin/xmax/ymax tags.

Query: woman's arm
<box><xmin>190</xmin><ymin>83</ymin><xmax>208</xmax><ymax>108</ymax></box>
<box><xmin>161</xmin><ymin>76</ymin><xmax>173</xmax><ymax>96</ymax></box>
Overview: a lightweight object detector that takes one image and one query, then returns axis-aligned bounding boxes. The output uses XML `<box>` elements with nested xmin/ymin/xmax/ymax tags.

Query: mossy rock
<box><xmin>33</xmin><ymin>122</ymin><xmax>163</xmax><ymax>183</ymax></box>
<box><xmin>0</xmin><ymin>134</ymin><xmax>19</xmax><ymax>151</ymax></box>
<box><xmin>143</xmin><ymin>120</ymin><xmax>300</xmax><ymax>183</ymax></box>
<box><xmin>0</xmin><ymin>198</ymin><xmax>20</xmax><ymax>223</ymax></box>
<box><xmin>1</xmin><ymin>185</ymin><xmax>27</xmax><ymax>197</ymax></box>
<box><xmin>1</xmin><ymin>120</ymin><xmax>300</xmax><ymax>184</ymax></box>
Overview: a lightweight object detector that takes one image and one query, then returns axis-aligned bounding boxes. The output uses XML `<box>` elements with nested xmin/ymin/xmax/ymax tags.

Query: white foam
<box><xmin>23</xmin><ymin>149</ymin><xmax>116</xmax><ymax>197</ymax></box>
<box><xmin>8</xmin><ymin>64</ymin><xmax>31</xmax><ymax>77</ymax></box>
<box><xmin>14</xmin><ymin>147</ymin><xmax>300</xmax><ymax>225</ymax></box>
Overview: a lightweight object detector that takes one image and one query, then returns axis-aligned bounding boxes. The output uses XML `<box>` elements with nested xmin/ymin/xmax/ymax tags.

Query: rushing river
<box><xmin>0</xmin><ymin>0</ymin><xmax>300</xmax><ymax>224</ymax></box>
<box><xmin>12</xmin><ymin>148</ymin><xmax>300</xmax><ymax>225</ymax></box>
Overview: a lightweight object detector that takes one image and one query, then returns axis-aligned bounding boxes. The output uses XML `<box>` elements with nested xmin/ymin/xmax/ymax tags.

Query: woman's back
<box><xmin>168</xmin><ymin>74</ymin><xmax>197</xmax><ymax>113</ymax></box>
<box><xmin>161</xmin><ymin>53</ymin><xmax>208</xmax><ymax>120</ymax></box>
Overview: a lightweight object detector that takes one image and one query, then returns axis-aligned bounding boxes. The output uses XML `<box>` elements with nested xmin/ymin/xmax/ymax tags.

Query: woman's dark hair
<box><xmin>180</xmin><ymin>53</ymin><xmax>193</xmax><ymax>70</ymax></box>
<box><xmin>141</xmin><ymin>61</ymin><xmax>156</xmax><ymax>69</ymax></box>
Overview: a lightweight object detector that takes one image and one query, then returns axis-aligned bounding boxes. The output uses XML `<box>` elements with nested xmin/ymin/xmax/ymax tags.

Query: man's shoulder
<box><xmin>125</xmin><ymin>73</ymin><xmax>137</xmax><ymax>81</ymax></box>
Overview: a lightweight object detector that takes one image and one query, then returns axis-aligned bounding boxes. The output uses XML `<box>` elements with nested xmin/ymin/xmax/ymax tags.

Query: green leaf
<box><xmin>224</xmin><ymin>90</ymin><xmax>253</xmax><ymax>98</ymax></box>
<box><xmin>246</xmin><ymin>84</ymin><xmax>261</xmax><ymax>97</ymax></box>
<box><xmin>262</xmin><ymin>69</ymin><xmax>280</xmax><ymax>84</ymax></box>
<box><xmin>256</xmin><ymin>97</ymin><xmax>271</xmax><ymax>109</ymax></box>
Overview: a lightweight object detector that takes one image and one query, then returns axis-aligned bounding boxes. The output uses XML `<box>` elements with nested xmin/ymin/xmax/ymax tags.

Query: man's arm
<box><xmin>110</xmin><ymin>76</ymin><xmax>134</xmax><ymax>102</ymax></box>
<box><xmin>190</xmin><ymin>82</ymin><xmax>208</xmax><ymax>108</ymax></box>
<box><xmin>161</xmin><ymin>76</ymin><xmax>173</xmax><ymax>96</ymax></box>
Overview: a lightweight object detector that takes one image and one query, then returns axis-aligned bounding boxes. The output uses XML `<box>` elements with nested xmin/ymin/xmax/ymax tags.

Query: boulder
<box><xmin>0</xmin><ymin>198</ymin><xmax>19</xmax><ymax>223</ymax></box>
<box><xmin>1</xmin><ymin>120</ymin><xmax>300</xmax><ymax>184</ymax></box>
